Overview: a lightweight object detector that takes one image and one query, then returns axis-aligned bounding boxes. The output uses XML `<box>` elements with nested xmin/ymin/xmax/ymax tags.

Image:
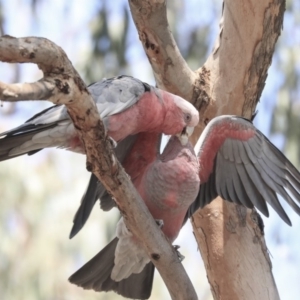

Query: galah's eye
<box><xmin>184</xmin><ymin>113</ymin><xmax>192</xmax><ymax>123</ymax></box>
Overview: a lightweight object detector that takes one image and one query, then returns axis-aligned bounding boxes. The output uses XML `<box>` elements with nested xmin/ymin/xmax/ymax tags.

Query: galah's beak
<box><xmin>176</xmin><ymin>126</ymin><xmax>194</xmax><ymax>145</ymax></box>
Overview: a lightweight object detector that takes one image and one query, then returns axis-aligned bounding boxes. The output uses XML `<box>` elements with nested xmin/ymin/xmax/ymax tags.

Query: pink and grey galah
<box><xmin>0</xmin><ymin>75</ymin><xmax>199</xmax><ymax>161</ymax></box>
<box><xmin>69</xmin><ymin>132</ymin><xmax>200</xmax><ymax>300</ymax></box>
<box><xmin>0</xmin><ymin>74</ymin><xmax>199</xmax><ymax>300</ymax></box>
<box><xmin>69</xmin><ymin>115</ymin><xmax>300</xmax><ymax>300</ymax></box>
<box><xmin>187</xmin><ymin>115</ymin><xmax>300</xmax><ymax>226</ymax></box>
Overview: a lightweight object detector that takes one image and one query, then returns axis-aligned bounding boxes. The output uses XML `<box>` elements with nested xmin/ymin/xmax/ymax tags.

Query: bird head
<box><xmin>160</xmin><ymin>91</ymin><xmax>199</xmax><ymax>137</ymax></box>
<box><xmin>172</xmin><ymin>95</ymin><xmax>198</xmax><ymax>145</ymax></box>
<box><xmin>173</xmin><ymin>95</ymin><xmax>199</xmax><ymax>128</ymax></box>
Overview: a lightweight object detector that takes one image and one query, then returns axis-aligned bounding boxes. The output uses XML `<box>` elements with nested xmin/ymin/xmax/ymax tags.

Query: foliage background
<box><xmin>0</xmin><ymin>0</ymin><xmax>299</xmax><ymax>299</ymax></box>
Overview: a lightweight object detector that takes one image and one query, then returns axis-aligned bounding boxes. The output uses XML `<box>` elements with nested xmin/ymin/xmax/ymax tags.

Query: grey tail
<box><xmin>69</xmin><ymin>173</ymin><xmax>116</xmax><ymax>238</ymax></box>
<box><xmin>69</xmin><ymin>173</ymin><xmax>101</xmax><ymax>239</ymax></box>
<box><xmin>69</xmin><ymin>237</ymin><xmax>155</xmax><ymax>300</ymax></box>
<box><xmin>70</xmin><ymin>135</ymin><xmax>138</xmax><ymax>239</ymax></box>
<box><xmin>0</xmin><ymin>123</ymin><xmax>56</xmax><ymax>161</ymax></box>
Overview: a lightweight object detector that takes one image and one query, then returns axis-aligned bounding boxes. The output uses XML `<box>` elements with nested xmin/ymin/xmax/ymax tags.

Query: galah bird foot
<box><xmin>173</xmin><ymin>245</ymin><xmax>185</xmax><ymax>262</ymax></box>
<box><xmin>108</xmin><ymin>136</ymin><xmax>117</xmax><ymax>148</ymax></box>
<box><xmin>155</xmin><ymin>219</ymin><xmax>164</xmax><ymax>229</ymax></box>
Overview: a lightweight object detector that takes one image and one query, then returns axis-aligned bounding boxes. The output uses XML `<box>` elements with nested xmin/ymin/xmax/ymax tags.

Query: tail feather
<box><xmin>69</xmin><ymin>237</ymin><xmax>155</xmax><ymax>299</ymax></box>
<box><xmin>69</xmin><ymin>174</ymin><xmax>117</xmax><ymax>239</ymax></box>
<box><xmin>0</xmin><ymin>124</ymin><xmax>56</xmax><ymax>161</ymax></box>
<box><xmin>69</xmin><ymin>173</ymin><xmax>102</xmax><ymax>239</ymax></box>
<box><xmin>70</xmin><ymin>135</ymin><xmax>138</xmax><ymax>239</ymax></box>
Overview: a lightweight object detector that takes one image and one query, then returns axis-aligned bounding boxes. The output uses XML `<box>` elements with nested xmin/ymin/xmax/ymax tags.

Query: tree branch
<box><xmin>0</xmin><ymin>36</ymin><xmax>197</xmax><ymax>300</ymax></box>
<box><xmin>130</xmin><ymin>0</ymin><xmax>284</xmax><ymax>299</ymax></box>
<box><xmin>129</xmin><ymin>0</ymin><xmax>196</xmax><ymax>100</ymax></box>
<box><xmin>191</xmin><ymin>1</ymin><xmax>284</xmax><ymax>298</ymax></box>
<box><xmin>0</xmin><ymin>81</ymin><xmax>54</xmax><ymax>100</ymax></box>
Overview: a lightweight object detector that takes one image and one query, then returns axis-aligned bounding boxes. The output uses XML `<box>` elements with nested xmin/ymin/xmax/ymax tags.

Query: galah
<box><xmin>69</xmin><ymin>132</ymin><xmax>200</xmax><ymax>300</ymax></box>
<box><xmin>69</xmin><ymin>115</ymin><xmax>300</xmax><ymax>300</ymax></box>
<box><xmin>0</xmin><ymin>75</ymin><xmax>198</xmax><ymax>239</ymax></box>
<box><xmin>0</xmin><ymin>75</ymin><xmax>199</xmax><ymax>299</ymax></box>
<box><xmin>186</xmin><ymin>115</ymin><xmax>300</xmax><ymax>225</ymax></box>
<box><xmin>0</xmin><ymin>75</ymin><xmax>198</xmax><ymax>161</ymax></box>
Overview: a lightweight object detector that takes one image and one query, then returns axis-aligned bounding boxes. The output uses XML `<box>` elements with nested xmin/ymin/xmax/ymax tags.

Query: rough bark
<box><xmin>0</xmin><ymin>36</ymin><xmax>197</xmax><ymax>300</ymax></box>
<box><xmin>130</xmin><ymin>0</ymin><xmax>284</xmax><ymax>299</ymax></box>
<box><xmin>129</xmin><ymin>0</ymin><xmax>196</xmax><ymax>100</ymax></box>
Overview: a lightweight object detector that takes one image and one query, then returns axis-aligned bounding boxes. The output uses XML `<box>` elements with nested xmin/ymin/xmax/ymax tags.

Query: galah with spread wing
<box><xmin>0</xmin><ymin>75</ymin><xmax>198</xmax><ymax>161</ymax></box>
<box><xmin>186</xmin><ymin>115</ymin><xmax>300</xmax><ymax>225</ymax></box>
<box><xmin>69</xmin><ymin>132</ymin><xmax>200</xmax><ymax>300</ymax></box>
<box><xmin>70</xmin><ymin>115</ymin><xmax>300</xmax><ymax>300</ymax></box>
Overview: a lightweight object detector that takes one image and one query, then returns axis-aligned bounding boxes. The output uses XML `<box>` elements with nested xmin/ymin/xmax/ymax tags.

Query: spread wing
<box><xmin>187</xmin><ymin>115</ymin><xmax>300</xmax><ymax>225</ymax></box>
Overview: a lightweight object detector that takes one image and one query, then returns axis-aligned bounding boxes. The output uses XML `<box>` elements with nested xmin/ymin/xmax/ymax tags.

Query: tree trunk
<box><xmin>129</xmin><ymin>0</ymin><xmax>284</xmax><ymax>299</ymax></box>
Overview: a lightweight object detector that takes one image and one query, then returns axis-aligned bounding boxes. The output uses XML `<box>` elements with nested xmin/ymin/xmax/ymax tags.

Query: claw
<box><xmin>173</xmin><ymin>245</ymin><xmax>185</xmax><ymax>262</ymax></box>
<box><xmin>155</xmin><ymin>219</ymin><xmax>164</xmax><ymax>229</ymax></box>
<box><xmin>108</xmin><ymin>136</ymin><xmax>117</xmax><ymax>148</ymax></box>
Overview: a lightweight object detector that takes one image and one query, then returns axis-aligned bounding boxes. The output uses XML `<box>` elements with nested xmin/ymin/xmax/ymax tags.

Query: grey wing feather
<box><xmin>187</xmin><ymin>117</ymin><xmax>300</xmax><ymax>225</ymax></box>
<box><xmin>69</xmin><ymin>135</ymin><xmax>138</xmax><ymax>239</ymax></box>
<box><xmin>69</xmin><ymin>237</ymin><xmax>155</xmax><ymax>300</ymax></box>
<box><xmin>220</xmin><ymin>144</ymin><xmax>269</xmax><ymax>216</ymax></box>
<box><xmin>205</xmin><ymin>168</ymin><xmax>218</xmax><ymax>207</ymax></box>
<box><xmin>184</xmin><ymin>163</ymin><xmax>217</xmax><ymax>224</ymax></box>
<box><xmin>0</xmin><ymin>76</ymin><xmax>148</xmax><ymax>161</ymax></box>
<box><xmin>89</xmin><ymin>76</ymin><xmax>148</xmax><ymax>118</ymax></box>
<box><xmin>215</xmin><ymin>150</ymin><xmax>232</xmax><ymax>201</ymax></box>
<box><xmin>0</xmin><ymin>104</ymin><xmax>68</xmax><ymax>160</ymax></box>
<box><xmin>23</xmin><ymin>76</ymin><xmax>146</xmax><ymax>125</ymax></box>
<box><xmin>0</xmin><ymin>122</ymin><xmax>59</xmax><ymax>161</ymax></box>
<box><xmin>222</xmin><ymin>158</ymin><xmax>243</xmax><ymax>206</ymax></box>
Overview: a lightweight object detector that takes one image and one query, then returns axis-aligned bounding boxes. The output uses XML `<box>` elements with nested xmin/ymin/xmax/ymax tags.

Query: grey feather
<box><xmin>222</xmin><ymin>138</ymin><xmax>235</xmax><ymax>162</ymax></box>
<box><xmin>244</xmin><ymin>161</ymin><xmax>291</xmax><ymax>224</ymax></box>
<box><xmin>69</xmin><ymin>237</ymin><xmax>155</xmax><ymax>300</ymax></box>
<box><xmin>0</xmin><ymin>76</ymin><xmax>149</xmax><ymax>161</ymax></box>
<box><xmin>256</xmin><ymin>157</ymin><xmax>300</xmax><ymax>216</ymax></box>
<box><xmin>238</xmin><ymin>145</ymin><xmax>270</xmax><ymax>215</ymax></box>
<box><xmin>216</xmin><ymin>152</ymin><xmax>231</xmax><ymax>201</ymax></box>
<box><xmin>0</xmin><ymin>123</ymin><xmax>57</xmax><ymax>161</ymax></box>
<box><xmin>70</xmin><ymin>135</ymin><xmax>138</xmax><ymax>239</ymax></box>
<box><xmin>89</xmin><ymin>76</ymin><xmax>146</xmax><ymax>118</ymax></box>
<box><xmin>188</xmin><ymin>115</ymin><xmax>300</xmax><ymax>225</ymax></box>
<box><xmin>232</xmin><ymin>139</ymin><xmax>242</xmax><ymax>164</ymax></box>
<box><xmin>223</xmin><ymin>159</ymin><xmax>243</xmax><ymax>206</ymax></box>
<box><xmin>236</xmin><ymin>161</ymin><xmax>269</xmax><ymax>215</ymax></box>
<box><xmin>183</xmin><ymin>163</ymin><xmax>217</xmax><ymax>224</ymax></box>
<box><xmin>262</xmin><ymin>152</ymin><xmax>300</xmax><ymax>195</ymax></box>
<box><xmin>231</xmin><ymin>163</ymin><xmax>254</xmax><ymax>209</ymax></box>
<box><xmin>206</xmin><ymin>168</ymin><xmax>218</xmax><ymax>206</ymax></box>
